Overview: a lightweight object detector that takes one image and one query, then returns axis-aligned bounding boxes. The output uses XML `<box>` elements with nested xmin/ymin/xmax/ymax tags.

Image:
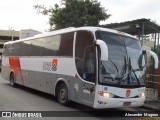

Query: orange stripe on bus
<box><xmin>9</xmin><ymin>57</ymin><xmax>24</xmax><ymax>85</ymax></box>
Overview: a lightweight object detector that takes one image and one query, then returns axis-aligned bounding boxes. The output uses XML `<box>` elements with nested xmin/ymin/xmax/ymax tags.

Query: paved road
<box><xmin>0</xmin><ymin>75</ymin><xmax>151</xmax><ymax>120</ymax></box>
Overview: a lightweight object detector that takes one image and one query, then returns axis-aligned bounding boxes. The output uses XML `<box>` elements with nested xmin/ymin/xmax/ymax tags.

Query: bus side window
<box><xmin>21</xmin><ymin>41</ymin><xmax>31</xmax><ymax>56</ymax></box>
<box><xmin>30</xmin><ymin>39</ymin><xmax>42</xmax><ymax>56</ymax></box>
<box><xmin>58</xmin><ymin>32</ymin><xmax>74</xmax><ymax>57</ymax></box>
<box><xmin>10</xmin><ymin>42</ymin><xmax>21</xmax><ymax>56</ymax></box>
<box><xmin>75</xmin><ymin>30</ymin><xmax>96</xmax><ymax>83</ymax></box>
<box><xmin>83</xmin><ymin>46</ymin><xmax>95</xmax><ymax>83</ymax></box>
<box><xmin>41</xmin><ymin>35</ymin><xmax>60</xmax><ymax>56</ymax></box>
<box><xmin>3</xmin><ymin>44</ymin><xmax>10</xmax><ymax>56</ymax></box>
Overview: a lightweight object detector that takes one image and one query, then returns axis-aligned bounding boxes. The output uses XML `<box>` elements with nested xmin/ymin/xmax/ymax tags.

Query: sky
<box><xmin>0</xmin><ymin>0</ymin><xmax>160</xmax><ymax>32</ymax></box>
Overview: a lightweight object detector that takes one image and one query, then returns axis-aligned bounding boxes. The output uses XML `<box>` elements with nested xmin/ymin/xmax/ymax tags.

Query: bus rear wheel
<box><xmin>10</xmin><ymin>73</ymin><xmax>16</xmax><ymax>87</ymax></box>
<box><xmin>57</xmin><ymin>83</ymin><xmax>69</xmax><ymax>105</ymax></box>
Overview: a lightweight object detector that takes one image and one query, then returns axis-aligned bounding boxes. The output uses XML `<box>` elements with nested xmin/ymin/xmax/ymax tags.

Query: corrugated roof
<box><xmin>100</xmin><ymin>18</ymin><xmax>160</xmax><ymax>35</ymax></box>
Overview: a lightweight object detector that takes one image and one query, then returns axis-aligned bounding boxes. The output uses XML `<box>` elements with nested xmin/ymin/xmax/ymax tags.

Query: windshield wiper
<box><xmin>120</xmin><ymin>56</ymin><xmax>128</xmax><ymax>79</ymax></box>
<box><xmin>119</xmin><ymin>56</ymin><xmax>141</xmax><ymax>85</ymax></box>
<box><xmin>102</xmin><ymin>59</ymin><xmax>120</xmax><ymax>83</ymax></box>
<box><xmin>108</xmin><ymin>58</ymin><xmax>122</xmax><ymax>83</ymax></box>
<box><xmin>128</xmin><ymin>57</ymin><xmax>140</xmax><ymax>85</ymax></box>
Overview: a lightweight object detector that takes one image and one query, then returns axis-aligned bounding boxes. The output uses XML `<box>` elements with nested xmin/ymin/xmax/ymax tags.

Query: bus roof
<box><xmin>4</xmin><ymin>27</ymin><xmax>137</xmax><ymax>45</ymax></box>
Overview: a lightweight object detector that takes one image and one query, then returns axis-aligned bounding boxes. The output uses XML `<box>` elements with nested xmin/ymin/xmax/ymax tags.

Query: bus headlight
<box><xmin>140</xmin><ymin>92</ymin><xmax>145</xmax><ymax>97</ymax></box>
<box><xmin>98</xmin><ymin>91</ymin><xmax>114</xmax><ymax>98</ymax></box>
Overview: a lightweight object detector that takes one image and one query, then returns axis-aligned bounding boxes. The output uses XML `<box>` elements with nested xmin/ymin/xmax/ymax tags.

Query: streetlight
<box><xmin>8</xmin><ymin>26</ymin><xmax>14</xmax><ymax>41</ymax></box>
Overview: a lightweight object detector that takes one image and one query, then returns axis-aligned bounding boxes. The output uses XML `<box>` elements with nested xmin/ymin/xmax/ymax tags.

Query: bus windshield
<box><xmin>96</xmin><ymin>31</ymin><xmax>145</xmax><ymax>88</ymax></box>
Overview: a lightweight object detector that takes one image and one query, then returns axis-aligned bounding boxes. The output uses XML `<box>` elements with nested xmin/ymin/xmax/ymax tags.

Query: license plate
<box><xmin>123</xmin><ymin>102</ymin><xmax>131</xmax><ymax>106</ymax></box>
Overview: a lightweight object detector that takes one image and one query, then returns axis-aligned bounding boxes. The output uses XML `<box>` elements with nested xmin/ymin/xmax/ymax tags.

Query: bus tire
<box><xmin>57</xmin><ymin>83</ymin><xmax>69</xmax><ymax>105</ymax></box>
<box><xmin>10</xmin><ymin>73</ymin><xmax>16</xmax><ymax>87</ymax></box>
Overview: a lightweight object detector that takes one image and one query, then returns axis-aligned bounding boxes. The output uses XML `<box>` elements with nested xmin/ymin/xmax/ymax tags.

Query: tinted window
<box><xmin>10</xmin><ymin>42</ymin><xmax>21</xmax><ymax>56</ymax></box>
<box><xmin>40</xmin><ymin>38</ymin><xmax>47</xmax><ymax>56</ymax></box>
<box><xmin>96</xmin><ymin>31</ymin><xmax>125</xmax><ymax>46</ymax></box>
<box><xmin>75</xmin><ymin>30</ymin><xmax>95</xmax><ymax>83</ymax></box>
<box><xmin>59</xmin><ymin>32</ymin><xmax>74</xmax><ymax>56</ymax></box>
<box><xmin>41</xmin><ymin>33</ymin><xmax>74</xmax><ymax>56</ymax></box>
<box><xmin>96</xmin><ymin>31</ymin><xmax>128</xmax><ymax>85</ymax></box>
<box><xmin>75</xmin><ymin>31</ymin><xmax>94</xmax><ymax>58</ymax></box>
<box><xmin>21</xmin><ymin>40</ymin><xmax>31</xmax><ymax>56</ymax></box>
<box><xmin>4</xmin><ymin>32</ymin><xmax>74</xmax><ymax>57</ymax></box>
<box><xmin>124</xmin><ymin>37</ymin><xmax>141</xmax><ymax>50</ymax></box>
<box><xmin>30</xmin><ymin>39</ymin><xmax>42</xmax><ymax>56</ymax></box>
<box><xmin>0</xmin><ymin>44</ymin><xmax>4</xmax><ymax>48</ymax></box>
<box><xmin>3</xmin><ymin>44</ymin><xmax>11</xmax><ymax>56</ymax></box>
<box><xmin>43</xmin><ymin>35</ymin><xmax>61</xmax><ymax>56</ymax></box>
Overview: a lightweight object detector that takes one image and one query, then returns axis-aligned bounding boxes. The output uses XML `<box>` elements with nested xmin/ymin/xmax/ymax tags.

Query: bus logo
<box><xmin>126</xmin><ymin>89</ymin><xmax>131</xmax><ymax>97</ymax></box>
<box><xmin>43</xmin><ymin>59</ymin><xmax>58</xmax><ymax>71</ymax></box>
<box><xmin>52</xmin><ymin>59</ymin><xmax>58</xmax><ymax>71</ymax></box>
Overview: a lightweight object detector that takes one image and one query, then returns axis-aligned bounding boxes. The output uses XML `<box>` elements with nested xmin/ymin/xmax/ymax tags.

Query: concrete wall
<box><xmin>0</xmin><ymin>30</ymin><xmax>19</xmax><ymax>38</ymax></box>
<box><xmin>20</xmin><ymin>29</ymin><xmax>41</xmax><ymax>39</ymax></box>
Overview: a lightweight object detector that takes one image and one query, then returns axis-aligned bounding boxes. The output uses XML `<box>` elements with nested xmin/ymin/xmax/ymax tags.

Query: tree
<box><xmin>34</xmin><ymin>0</ymin><xmax>111</xmax><ymax>30</ymax></box>
<box><xmin>155</xmin><ymin>45</ymin><xmax>160</xmax><ymax>57</ymax></box>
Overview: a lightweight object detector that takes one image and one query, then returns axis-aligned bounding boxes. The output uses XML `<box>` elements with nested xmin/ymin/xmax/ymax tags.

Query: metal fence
<box><xmin>146</xmin><ymin>74</ymin><xmax>160</xmax><ymax>100</ymax></box>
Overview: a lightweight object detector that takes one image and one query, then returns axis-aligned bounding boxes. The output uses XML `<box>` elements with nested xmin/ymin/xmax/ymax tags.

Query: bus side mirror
<box><xmin>142</xmin><ymin>50</ymin><xmax>146</xmax><ymax>55</ymax></box>
<box><xmin>96</xmin><ymin>40</ymin><xmax>108</xmax><ymax>61</ymax></box>
<box><xmin>146</xmin><ymin>50</ymin><xmax>159</xmax><ymax>69</ymax></box>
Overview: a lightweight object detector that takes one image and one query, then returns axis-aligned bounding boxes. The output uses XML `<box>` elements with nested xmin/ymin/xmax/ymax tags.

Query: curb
<box><xmin>141</xmin><ymin>104</ymin><xmax>160</xmax><ymax>110</ymax></box>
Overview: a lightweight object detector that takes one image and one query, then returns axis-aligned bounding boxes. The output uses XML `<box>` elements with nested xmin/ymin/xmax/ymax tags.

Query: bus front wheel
<box><xmin>57</xmin><ymin>83</ymin><xmax>69</xmax><ymax>105</ymax></box>
<box><xmin>10</xmin><ymin>73</ymin><xmax>16</xmax><ymax>87</ymax></box>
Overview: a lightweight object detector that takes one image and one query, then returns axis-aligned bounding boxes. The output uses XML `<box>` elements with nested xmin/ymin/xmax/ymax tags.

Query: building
<box><xmin>0</xmin><ymin>29</ymin><xmax>41</xmax><ymax>55</ymax></box>
<box><xmin>0</xmin><ymin>30</ymin><xmax>19</xmax><ymax>55</ymax></box>
<box><xmin>20</xmin><ymin>29</ymin><xmax>41</xmax><ymax>39</ymax></box>
<box><xmin>143</xmin><ymin>40</ymin><xmax>155</xmax><ymax>50</ymax></box>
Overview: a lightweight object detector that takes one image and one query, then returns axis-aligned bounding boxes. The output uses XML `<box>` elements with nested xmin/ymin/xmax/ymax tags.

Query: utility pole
<box><xmin>8</xmin><ymin>26</ymin><xmax>14</xmax><ymax>41</ymax></box>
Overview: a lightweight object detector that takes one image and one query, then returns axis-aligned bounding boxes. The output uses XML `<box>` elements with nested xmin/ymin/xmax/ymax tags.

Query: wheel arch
<box><xmin>54</xmin><ymin>78</ymin><xmax>69</xmax><ymax>99</ymax></box>
<box><xmin>9</xmin><ymin>70</ymin><xmax>17</xmax><ymax>87</ymax></box>
<box><xmin>10</xmin><ymin>70</ymin><xmax>15</xmax><ymax>78</ymax></box>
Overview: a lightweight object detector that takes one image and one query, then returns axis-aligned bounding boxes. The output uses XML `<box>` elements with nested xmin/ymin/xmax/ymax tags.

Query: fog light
<box><xmin>98</xmin><ymin>91</ymin><xmax>114</xmax><ymax>98</ymax></box>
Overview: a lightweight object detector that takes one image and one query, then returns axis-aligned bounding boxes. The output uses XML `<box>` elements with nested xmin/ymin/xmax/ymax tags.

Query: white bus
<box><xmin>1</xmin><ymin>27</ymin><xmax>159</xmax><ymax>109</ymax></box>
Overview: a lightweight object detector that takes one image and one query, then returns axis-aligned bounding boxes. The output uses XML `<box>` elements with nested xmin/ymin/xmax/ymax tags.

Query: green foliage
<box><xmin>34</xmin><ymin>0</ymin><xmax>110</xmax><ymax>30</ymax></box>
<box><xmin>152</xmin><ymin>45</ymin><xmax>160</xmax><ymax>52</ymax></box>
<box><xmin>152</xmin><ymin>45</ymin><xmax>160</xmax><ymax>59</ymax></box>
<box><xmin>155</xmin><ymin>45</ymin><xmax>160</xmax><ymax>56</ymax></box>
<box><xmin>157</xmin><ymin>45</ymin><xmax>160</xmax><ymax>51</ymax></box>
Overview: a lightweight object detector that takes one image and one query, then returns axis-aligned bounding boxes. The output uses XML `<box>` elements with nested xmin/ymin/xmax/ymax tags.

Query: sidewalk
<box><xmin>142</xmin><ymin>100</ymin><xmax>160</xmax><ymax>110</ymax></box>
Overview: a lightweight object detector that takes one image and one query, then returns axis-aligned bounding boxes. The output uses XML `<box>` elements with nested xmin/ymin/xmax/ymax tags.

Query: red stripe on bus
<box><xmin>9</xmin><ymin>57</ymin><xmax>24</xmax><ymax>85</ymax></box>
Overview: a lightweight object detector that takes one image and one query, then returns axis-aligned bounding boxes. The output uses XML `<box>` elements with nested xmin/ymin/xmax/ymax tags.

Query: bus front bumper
<box><xmin>93</xmin><ymin>97</ymin><xmax>145</xmax><ymax>109</ymax></box>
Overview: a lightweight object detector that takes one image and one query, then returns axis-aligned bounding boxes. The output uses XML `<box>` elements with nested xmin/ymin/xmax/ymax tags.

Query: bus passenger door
<box><xmin>74</xmin><ymin>30</ymin><xmax>96</xmax><ymax>107</ymax></box>
<box><xmin>81</xmin><ymin>46</ymin><xmax>96</xmax><ymax>106</ymax></box>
